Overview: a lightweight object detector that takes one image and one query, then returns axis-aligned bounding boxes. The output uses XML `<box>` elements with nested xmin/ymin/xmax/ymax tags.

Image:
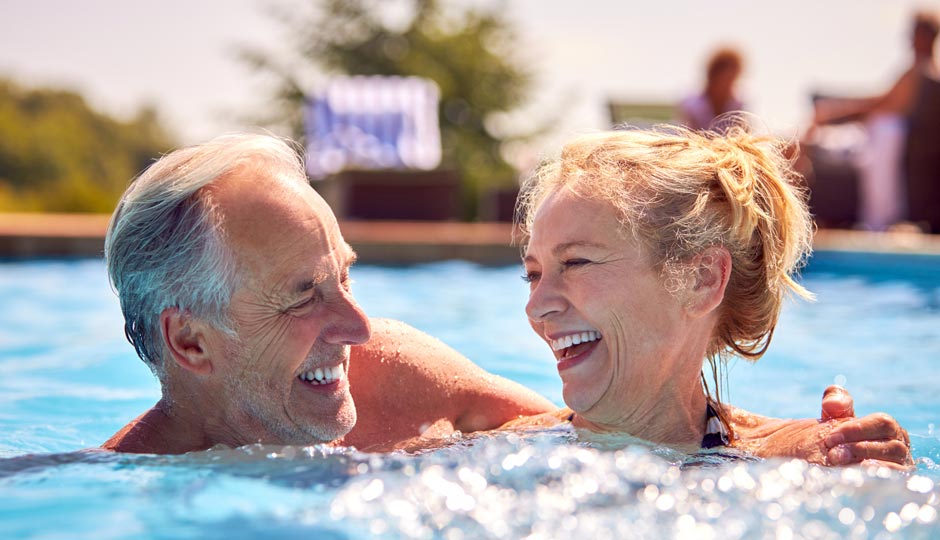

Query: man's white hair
<box><xmin>105</xmin><ymin>132</ymin><xmax>309</xmax><ymax>383</ymax></box>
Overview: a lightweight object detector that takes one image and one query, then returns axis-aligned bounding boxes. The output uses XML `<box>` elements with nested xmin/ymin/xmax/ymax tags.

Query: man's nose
<box><xmin>324</xmin><ymin>291</ymin><xmax>372</xmax><ymax>345</ymax></box>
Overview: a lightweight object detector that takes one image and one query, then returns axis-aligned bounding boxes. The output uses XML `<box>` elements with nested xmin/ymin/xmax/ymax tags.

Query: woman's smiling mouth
<box><xmin>550</xmin><ymin>331</ymin><xmax>601</xmax><ymax>354</ymax></box>
<box><xmin>548</xmin><ymin>331</ymin><xmax>602</xmax><ymax>367</ymax></box>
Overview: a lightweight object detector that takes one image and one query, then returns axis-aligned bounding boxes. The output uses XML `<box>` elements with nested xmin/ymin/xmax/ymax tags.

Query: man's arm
<box><xmin>728</xmin><ymin>386</ymin><xmax>913</xmax><ymax>469</ymax></box>
<box><xmin>340</xmin><ymin>318</ymin><xmax>555</xmax><ymax>451</ymax></box>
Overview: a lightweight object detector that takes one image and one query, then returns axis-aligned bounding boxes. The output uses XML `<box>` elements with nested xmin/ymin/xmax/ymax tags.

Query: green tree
<box><xmin>243</xmin><ymin>0</ymin><xmax>539</xmax><ymax>219</ymax></box>
<box><xmin>0</xmin><ymin>79</ymin><xmax>175</xmax><ymax>213</ymax></box>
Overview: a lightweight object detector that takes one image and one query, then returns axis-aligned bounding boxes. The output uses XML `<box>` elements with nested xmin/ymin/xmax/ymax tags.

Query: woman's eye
<box><xmin>521</xmin><ymin>271</ymin><xmax>540</xmax><ymax>284</ymax></box>
<box><xmin>562</xmin><ymin>258</ymin><xmax>590</xmax><ymax>268</ymax></box>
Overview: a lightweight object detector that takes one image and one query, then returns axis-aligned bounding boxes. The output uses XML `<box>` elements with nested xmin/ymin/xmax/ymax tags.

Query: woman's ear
<box><xmin>686</xmin><ymin>246</ymin><xmax>732</xmax><ymax>317</ymax></box>
<box><xmin>160</xmin><ymin>307</ymin><xmax>214</xmax><ymax>376</ymax></box>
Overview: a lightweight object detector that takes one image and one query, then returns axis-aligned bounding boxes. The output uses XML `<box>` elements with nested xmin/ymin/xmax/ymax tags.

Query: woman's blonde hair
<box><xmin>517</xmin><ymin>125</ymin><xmax>814</xmax><ymax>409</ymax></box>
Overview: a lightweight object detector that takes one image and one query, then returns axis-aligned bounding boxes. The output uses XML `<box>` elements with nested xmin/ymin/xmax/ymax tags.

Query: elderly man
<box><xmin>102</xmin><ymin>133</ymin><xmax>911</xmax><ymax>467</ymax></box>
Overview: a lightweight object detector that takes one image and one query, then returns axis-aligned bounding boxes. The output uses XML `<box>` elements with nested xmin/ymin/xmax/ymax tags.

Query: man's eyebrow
<box><xmin>292</xmin><ymin>246</ymin><xmax>358</xmax><ymax>295</ymax></box>
<box><xmin>345</xmin><ymin>248</ymin><xmax>358</xmax><ymax>268</ymax></box>
<box><xmin>295</xmin><ymin>273</ymin><xmax>328</xmax><ymax>294</ymax></box>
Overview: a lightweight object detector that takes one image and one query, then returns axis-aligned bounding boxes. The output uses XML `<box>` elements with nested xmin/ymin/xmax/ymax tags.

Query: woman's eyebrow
<box><xmin>523</xmin><ymin>240</ymin><xmax>606</xmax><ymax>264</ymax></box>
<box><xmin>552</xmin><ymin>240</ymin><xmax>606</xmax><ymax>256</ymax></box>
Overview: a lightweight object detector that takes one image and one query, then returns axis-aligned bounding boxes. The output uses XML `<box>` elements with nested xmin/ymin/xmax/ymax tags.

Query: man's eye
<box><xmin>291</xmin><ymin>296</ymin><xmax>315</xmax><ymax>310</ymax></box>
<box><xmin>341</xmin><ymin>273</ymin><xmax>353</xmax><ymax>291</ymax></box>
<box><xmin>290</xmin><ymin>289</ymin><xmax>324</xmax><ymax>311</ymax></box>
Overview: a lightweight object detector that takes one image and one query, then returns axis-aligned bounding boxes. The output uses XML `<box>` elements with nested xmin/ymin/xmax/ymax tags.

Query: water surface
<box><xmin>0</xmin><ymin>253</ymin><xmax>938</xmax><ymax>539</ymax></box>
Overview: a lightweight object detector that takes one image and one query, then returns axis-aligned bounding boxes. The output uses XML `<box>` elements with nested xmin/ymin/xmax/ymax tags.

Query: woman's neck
<box><xmin>572</xmin><ymin>384</ymin><xmax>710</xmax><ymax>448</ymax></box>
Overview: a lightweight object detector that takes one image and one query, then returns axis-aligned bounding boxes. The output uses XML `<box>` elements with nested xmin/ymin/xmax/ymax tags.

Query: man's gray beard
<box><xmin>225</xmin><ymin>339</ymin><xmax>357</xmax><ymax>445</ymax></box>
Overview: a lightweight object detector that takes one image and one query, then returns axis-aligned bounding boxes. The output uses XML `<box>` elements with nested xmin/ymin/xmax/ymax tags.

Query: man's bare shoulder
<box><xmin>352</xmin><ymin>318</ymin><xmax>462</xmax><ymax>369</ymax></box>
<box><xmin>350</xmin><ymin>318</ymin><xmax>476</xmax><ymax>410</ymax></box>
<box><xmin>351</xmin><ymin>318</ymin><xmax>516</xmax><ymax>392</ymax></box>
<box><xmin>351</xmin><ymin>318</ymin><xmax>552</xmax><ymax>404</ymax></box>
<box><xmin>101</xmin><ymin>405</ymin><xmax>194</xmax><ymax>455</ymax></box>
<box><xmin>343</xmin><ymin>318</ymin><xmax>553</xmax><ymax>450</ymax></box>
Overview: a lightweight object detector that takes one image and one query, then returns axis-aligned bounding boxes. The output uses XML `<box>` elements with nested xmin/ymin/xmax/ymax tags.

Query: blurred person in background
<box><xmin>812</xmin><ymin>11</ymin><xmax>939</xmax><ymax>232</ymax></box>
<box><xmin>679</xmin><ymin>47</ymin><xmax>748</xmax><ymax>133</ymax></box>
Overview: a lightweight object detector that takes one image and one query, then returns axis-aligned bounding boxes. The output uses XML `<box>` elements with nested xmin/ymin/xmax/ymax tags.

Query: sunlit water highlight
<box><xmin>0</xmin><ymin>251</ymin><xmax>938</xmax><ymax>539</ymax></box>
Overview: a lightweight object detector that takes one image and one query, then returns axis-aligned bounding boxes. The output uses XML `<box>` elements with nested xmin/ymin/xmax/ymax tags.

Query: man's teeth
<box><xmin>550</xmin><ymin>331</ymin><xmax>601</xmax><ymax>351</ymax></box>
<box><xmin>299</xmin><ymin>365</ymin><xmax>344</xmax><ymax>385</ymax></box>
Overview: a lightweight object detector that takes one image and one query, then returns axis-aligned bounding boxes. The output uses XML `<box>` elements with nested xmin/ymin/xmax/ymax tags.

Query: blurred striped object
<box><xmin>304</xmin><ymin>76</ymin><xmax>442</xmax><ymax>179</ymax></box>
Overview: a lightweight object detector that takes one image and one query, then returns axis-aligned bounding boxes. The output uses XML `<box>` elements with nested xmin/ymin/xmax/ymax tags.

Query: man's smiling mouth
<box><xmin>298</xmin><ymin>365</ymin><xmax>344</xmax><ymax>385</ymax></box>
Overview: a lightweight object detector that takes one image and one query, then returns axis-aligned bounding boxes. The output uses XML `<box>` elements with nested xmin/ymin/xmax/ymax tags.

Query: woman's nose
<box><xmin>525</xmin><ymin>277</ymin><xmax>566</xmax><ymax>322</ymax></box>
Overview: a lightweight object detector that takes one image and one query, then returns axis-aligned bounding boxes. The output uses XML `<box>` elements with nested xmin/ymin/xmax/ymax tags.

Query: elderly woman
<box><xmin>509</xmin><ymin>125</ymin><xmax>912</xmax><ymax>466</ymax></box>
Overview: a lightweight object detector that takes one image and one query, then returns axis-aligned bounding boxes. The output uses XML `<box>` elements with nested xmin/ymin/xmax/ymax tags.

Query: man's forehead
<box><xmin>215</xmin><ymin>169</ymin><xmax>333</xmax><ymax>238</ymax></box>
<box><xmin>289</xmin><ymin>242</ymin><xmax>357</xmax><ymax>290</ymax></box>
<box><xmin>211</xmin><ymin>166</ymin><xmax>348</xmax><ymax>275</ymax></box>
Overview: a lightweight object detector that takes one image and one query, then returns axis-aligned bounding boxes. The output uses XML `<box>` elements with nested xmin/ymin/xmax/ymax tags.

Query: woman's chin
<box><xmin>558</xmin><ymin>347</ymin><xmax>609</xmax><ymax>414</ymax></box>
<box><xmin>561</xmin><ymin>379</ymin><xmax>605</xmax><ymax>415</ymax></box>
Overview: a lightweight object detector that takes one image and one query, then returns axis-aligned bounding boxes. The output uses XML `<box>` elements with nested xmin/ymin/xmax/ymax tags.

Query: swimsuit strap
<box><xmin>701</xmin><ymin>402</ymin><xmax>731</xmax><ymax>449</ymax></box>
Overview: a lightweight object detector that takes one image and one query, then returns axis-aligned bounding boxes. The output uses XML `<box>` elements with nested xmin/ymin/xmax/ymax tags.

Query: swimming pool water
<box><xmin>1</xmin><ymin>252</ymin><xmax>938</xmax><ymax>539</ymax></box>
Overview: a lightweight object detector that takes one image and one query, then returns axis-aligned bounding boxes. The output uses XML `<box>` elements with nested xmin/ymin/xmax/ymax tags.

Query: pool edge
<box><xmin>2</xmin><ymin>212</ymin><xmax>940</xmax><ymax>263</ymax></box>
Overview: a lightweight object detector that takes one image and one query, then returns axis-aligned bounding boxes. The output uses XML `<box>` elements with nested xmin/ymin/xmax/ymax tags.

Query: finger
<box><xmin>858</xmin><ymin>459</ymin><xmax>914</xmax><ymax>472</ymax></box>
<box><xmin>824</xmin><ymin>413</ymin><xmax>901</xmax><ymax>447</ymax></box>
<box><xmin>821</xmin><ymin>385</ymin><xmax>855</xmax><ymax>421</ymax></box>
<box><xmin>827</xmin><ymin>440</ymin><xmax>912</xmax><ymax>467</ymax></box>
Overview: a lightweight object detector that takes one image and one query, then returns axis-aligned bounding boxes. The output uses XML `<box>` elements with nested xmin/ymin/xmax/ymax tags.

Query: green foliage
<box><xmin>0</xmin><ymin>79</ymin><xmax>175</xmax><ymax>213</ymax></box>
<box><xmin>245</xmin><ymin>0</ymin><xmax>537</xmax><ymax>219</ymax></box>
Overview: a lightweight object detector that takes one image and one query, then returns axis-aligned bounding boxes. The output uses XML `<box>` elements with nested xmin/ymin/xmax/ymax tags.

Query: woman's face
<box><xmin>523</xmin><ymin>189</ymin><xmax>703</xmax><ymax>423</ymax></box>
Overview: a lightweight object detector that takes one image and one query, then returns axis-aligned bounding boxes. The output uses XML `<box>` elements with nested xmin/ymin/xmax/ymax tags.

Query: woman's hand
<box><xmin>818</xmin><ymin>385</ymin><xmax>913</xmax><ymax>469</ymax></box>
<box><xmin>728</xmin><ymin>385</ymin><xmax>913</xmax><ymax>469</ymax></box>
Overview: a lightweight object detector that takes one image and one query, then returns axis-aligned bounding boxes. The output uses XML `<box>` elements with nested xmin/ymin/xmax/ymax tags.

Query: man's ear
<box><xmin>160</xmin><ymin>307</ymin><xmax>214</xmax><ymax>375</ymax></box>
<box><xmin>685</xmin><ymin>246</ymin><xmax>731</xmax><ymax>318</ymax></box>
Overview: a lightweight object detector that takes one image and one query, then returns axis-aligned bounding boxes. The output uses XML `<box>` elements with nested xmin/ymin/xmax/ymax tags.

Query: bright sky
<box><xmin>2</xmin><ymin>0</ymin><xmax>938</xmax><ymax>158</ymax></box>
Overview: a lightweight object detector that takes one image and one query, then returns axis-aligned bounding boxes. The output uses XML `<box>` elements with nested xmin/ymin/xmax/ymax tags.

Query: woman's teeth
<box><xmin>298</xmin><ymin>365</ymin><xmax>344</xmax><ymax>385</ymax></box>
<box><xmin>550</xmin><ymin>331</ymin><xmax>601</xmax><ymax>352</ymax></box>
